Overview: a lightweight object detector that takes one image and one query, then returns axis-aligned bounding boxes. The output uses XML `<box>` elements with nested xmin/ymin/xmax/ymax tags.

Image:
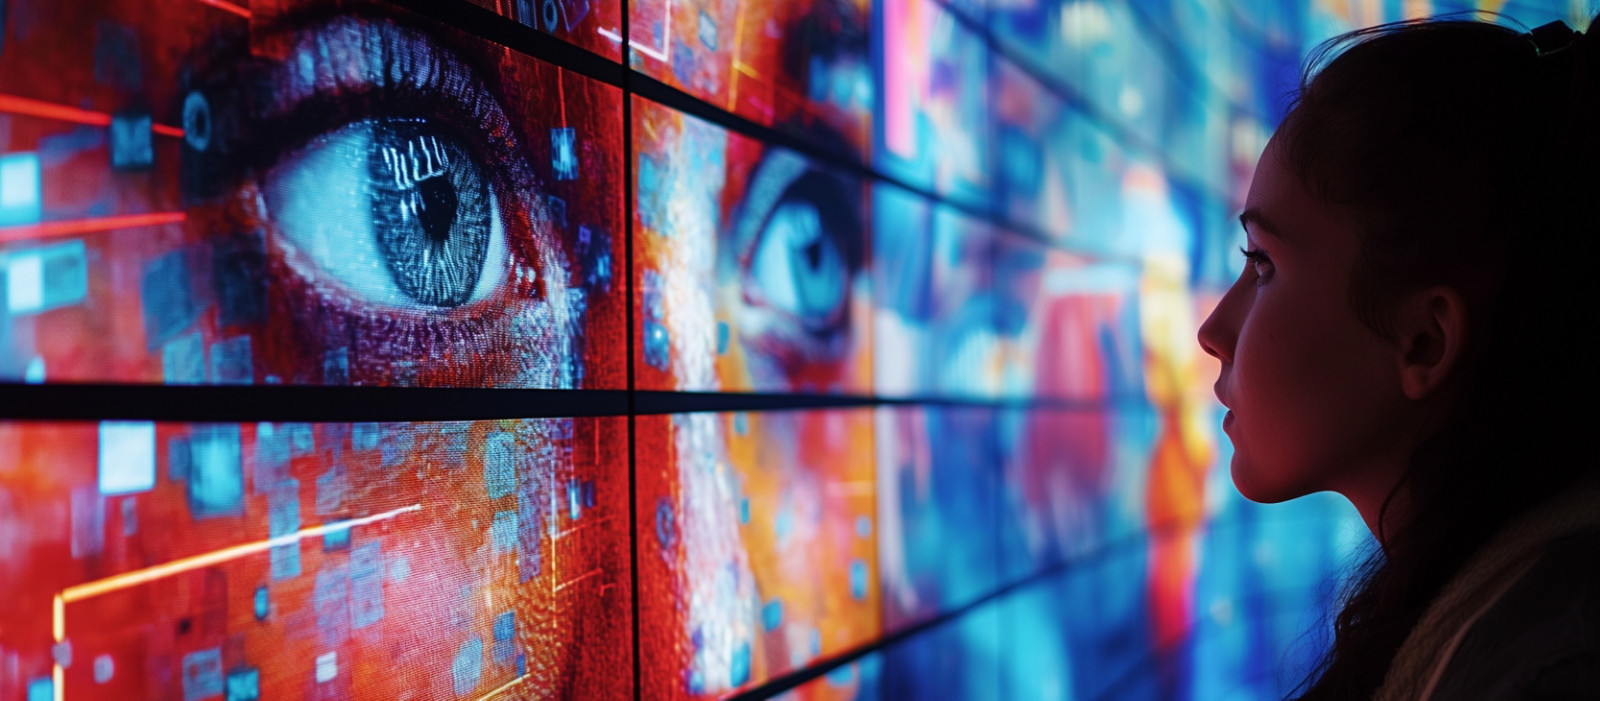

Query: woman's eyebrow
<box><xmin>1239</xmin><ymin>208</ymin><xmax>1286</xmax><ymax>239</ymax></box>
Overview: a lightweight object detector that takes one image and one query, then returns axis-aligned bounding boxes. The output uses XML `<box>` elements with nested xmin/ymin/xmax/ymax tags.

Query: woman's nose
<box><xmin>1197</xmin><ymin>289</ymin><xmax>1239</xmax><ymax>363</ymax></box>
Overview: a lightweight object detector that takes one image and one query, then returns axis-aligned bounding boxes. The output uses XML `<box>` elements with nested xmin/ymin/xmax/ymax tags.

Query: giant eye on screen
<box><xmin>0</xmin><ymin>0</ymin><xmax>625</xmax><ymax>389</ymax></box>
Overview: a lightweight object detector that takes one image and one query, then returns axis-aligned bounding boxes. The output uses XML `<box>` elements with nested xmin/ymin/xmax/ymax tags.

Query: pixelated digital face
<box><xmin>0</xmin><ymin>0</ymin><xmax>624</xmax><ymax>388</ymax></box>
<box><xmin>633</xmin><ymin>98</ymin><xmax>870</xmax><ymax>393</ymax></box>
<box><xmin>0</xmin><ymin>418</ymin><xmax>633</xmax><ymax>700</ymax></box>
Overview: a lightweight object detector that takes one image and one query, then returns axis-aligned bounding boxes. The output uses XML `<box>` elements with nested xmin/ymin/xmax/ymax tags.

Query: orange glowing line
<box><xmin>0</xmin><ymin>94</ymin><xmax>111</xmax><ymax>127</ymax></box>
<box><xmin>0</xmin><ymin>212</ymin><xmax>187</xmax><ymax>245</ymax></box>
<box><xmin>196</xmin><ymin>0</ymin><xmax>251</xmax><ymax>19</ymax></box>
<box><xmin>476</xmin><ymin>674</ymin><xmax>527</xmax><ymax>700</ymax></box>
<box><xmin>0</xmin><ymin>94</ymin><xmax>183</xmax><ymax>136</ymax></box>
<box><xmin>552</xmin><ymin>514</ymin><xmax>614</xmax><ymax>541</ymax></box>
<box><xmin>52</xmin><ymin>595</ymin><xmax>63</xmax><ymax>641</ymax></box>
<box><xmin>61</xmin><ymin>505</ymin><xmax>421</xmax><ymax>603</ymax></box>
<box><xmin>52</xmin><ymin>664</ymin><xmax>63</xmax><ymax>701</ymax></box>
<box><xmin>554</xmin><ymin>568</ymin><xmax>603</xmax><ymax>593</ymax></box>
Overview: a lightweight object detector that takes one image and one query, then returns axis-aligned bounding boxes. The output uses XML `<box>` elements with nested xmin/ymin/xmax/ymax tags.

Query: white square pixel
<box><xmin>98</xmin><ymin>422</ymin><xmax>156</xmax><ymax>495</ymax></box>
<box><xmin>315</xmin><ymin>652</ymin><xmax>337</xmax><ymax>683</ymax></box>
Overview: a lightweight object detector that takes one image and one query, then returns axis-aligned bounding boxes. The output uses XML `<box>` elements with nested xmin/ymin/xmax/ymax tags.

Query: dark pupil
<box><xmin>368</xmin><ymin>120</ymin><xmax>492</xmax><ymax>308</ymax></box>
<box><xmin>415</xmin><ymin>177</ymin><xmax>459</xmax><ymax>246</ymax></box>
<box><xmin>803</xmin><ymin>239</ymin><xmax>822</xmax><ymax>270</ymax></box>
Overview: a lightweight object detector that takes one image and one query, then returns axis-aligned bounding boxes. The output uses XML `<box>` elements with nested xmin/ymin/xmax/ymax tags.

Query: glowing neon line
<box><xmin>623</xmin><ymin>0</ymin><xmax>671</xmax><ymax>62</ymax></box>
<box><xmin>196</xmin><ymin>0</ymin><xmax>251</xmax><ymax>19</ymax></box>
<box><xmin>552</xmin><ymin>514</ymin><xmax>614</xmax><ymax>541</ymax></box>
<box><xmin>0</xmin><ymin>94</ymin><xmax>183</xmax><ymax>136</ymax></box>
<box><xmin>52</xmin><ymin>663</ymin><xmax>63</xmax><ymax>701</ymax></box>
<box><xmin>476</xmin><ymin>674</ymin><xmax>528</xmax><ymax>700</ymax></box>
<box><xmin>52</xmin><ymin>595</ymin><xmax>63</xmax><ymax>641</ymax></box>
<box><xmin>61</xmin><ymin>505</ymin><xmax>421</xmax><ymax>603</ymax></box>
<box><xmin>597</xmin><ymin>27</ymin><xmax>623</xmax><ymax>43</ymax></box>
<box><xmin>0</xmin><ymin>212</ymin><xmax>186</xmax><ymax>244</ymax></box>
<box><xmin>554</xmin><ymin>568</ymin><xmax>603</xmax><ymax>593</ymax></box>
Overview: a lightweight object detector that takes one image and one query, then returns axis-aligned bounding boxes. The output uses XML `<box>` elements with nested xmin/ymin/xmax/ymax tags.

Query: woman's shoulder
<box><xmin>1428</xmin><ymin>528</ymin><xmax>1600</xmax><ymax>700</ymax></box>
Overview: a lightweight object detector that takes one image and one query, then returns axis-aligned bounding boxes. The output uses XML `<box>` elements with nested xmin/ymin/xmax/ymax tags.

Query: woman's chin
<box><xmin>1231</xmin><ymin>454</ymin><xmax>1302</xmax><ymax>504</ymax></box>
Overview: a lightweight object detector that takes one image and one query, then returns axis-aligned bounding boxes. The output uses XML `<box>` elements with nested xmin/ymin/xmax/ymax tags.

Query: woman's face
<box><xmin>1198</xmin><ymin>135</ymin><xmax>1411</xmax><ymax>505</ymax></box>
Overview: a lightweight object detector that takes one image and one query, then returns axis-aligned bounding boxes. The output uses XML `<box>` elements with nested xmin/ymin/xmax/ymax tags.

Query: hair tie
<box><xmin>1527</xmin><ymin>20</ymin><xmax>1577</xmax><ymax>57</ymax></box>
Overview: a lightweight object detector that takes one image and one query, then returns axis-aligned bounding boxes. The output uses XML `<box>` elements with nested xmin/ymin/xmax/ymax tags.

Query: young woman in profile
<box><xmin>1197</xmin><ymin>13</ymin><xmax>1600</xmax><ymax>700</ymax></box>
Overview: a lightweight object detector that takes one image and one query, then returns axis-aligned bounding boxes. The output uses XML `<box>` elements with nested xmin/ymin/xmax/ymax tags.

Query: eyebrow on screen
<box><xmin>1238</xmin><ymin>208</ymin><xmax>1286</xmax><ymax>239</ymax></box>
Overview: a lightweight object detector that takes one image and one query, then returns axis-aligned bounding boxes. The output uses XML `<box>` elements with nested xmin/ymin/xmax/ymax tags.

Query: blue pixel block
<box><xmin>7</xmin><ymin>240</ymin><xmax>88</xmax><ymax>315</ymax></box>
<box><xmin>551</xmin><ymin>128</ymin><xmax>578</xmax><ymax>181</ymax></box>
<box><xmin>849</xmin><ymin>559</ymin><xmax>869</xmax><ymax>600</ymax></box>
<box><xmin>313</xmin><ymin>565</ymin><xmax>350</xmax><ymax>643</ymax></box>
<box><xmin>288</xmin><ymin>423</ymin><xmax>315</xmax><ymax>456</ymax></box>
<box><xmin>716</xmin><ymin>322</ymin><xmax>730</xmax><ymax>355</ymax></box>
<box><xmin>163</xmin><ymin>332</ymin><xmax>206</xmax><ymax>384</ymax></box>
<box><xmin>517</xmin><ymin>486</ymin><xmax>543</xmax><ymax>582</ymax></box>
<box><xmin>168</xmin><ymin>435</ymin><xmax>191</xmax><ymax>481</ymax></box>
<box><xmin>637</xmin><ymin>155</ymin><xmax>664</xmax><ymax>230</ymax></box>
<box><xmin>546</xmin><ymin>195</ymin><xmax>567</xmax><ymax>229</ymax></box>
<box><xmin>697</xmin><ymin>10</ymin><xmax>718</xmax><ymax>49</ymax></box>
<box><xmin>351</xmin><ymin>542</ymin><xmax>384</xmax><ymax>628</ymax></box>
<box><xmin>122</xmin><ymin>497</ymin><xmax>137</xmax><ymax>536</ymax></box>
<box><xmin>643</xmin><ymin>321</ymin><xmax>671</xmax><ymax>371</ymax></box>
<box><xmin>322</xmin><ymin>347</ymin><xmax>349</xmax><ymax>385</ymax></box>
<box><xmin>351</xmin><ymin>423</ymin><xmax>382</xmax><ymax>452</ymax></box>
<box><xmin>566</xmin><ymin>479</ymin><xmax>583</xmax><ymax>520</ymax></box>
<box><xmin>484</xmin><ymin>432</ymin><xmax>516</xmax><ymax>500</ymax></box>
<box><xmin>99</xmin><ymin>421</ymin><xmax>156</xmax><ymax>495</ymax></box>
<box><xmin>182</xmin><ymin>648</ymin><xmax>224</xmax><ymax>701</ymax></box>
<box><xmin>211</xmin><ymin>233</ymin><xmax>267</xmax><ymax>327</ymax></box>
<box><xmin>209</xmin><ymin>335</ymin><xmax>252</xmax><ymax>384</ymax></box>
<box><xmin>578</xmin><ymin>225</ymin><xmax>613</xmax><ymax>293</ymax></box>
<box><xmin>762</xmin><ymin>599</ymin><xmax>784</xmax><ymax>631</ymax></box>
<box><xmin>730</xmin><ymin>642</ymin><xmax>751</xmax><ymax>687</ymax></box>
<box><xmin>269</xmin><ymin>482</ymin><xmax>302</xmax><ymax>580</ymax></box>
<box><xmin>0</xmin><ymin>152</ymin><xmax>42</xmax><ymax>226</ymax></box>
<box><xmin>492</xmin><ymin>610</ymin><xmax>516</xmax><ymax>664</ymax></box>
<box><xmin>856</xmin><ymin>516</ymin><xmax>872</xmax><ymax>538</ymax></box>
<box><xmin>254</xmin><ymin>586</ymin><xmax>269</xmax><ymax>620</ymax></box>
<box><xmin>490</xmin><ymin>510</ymin><xmax>518</xmax><ymax>554</ymax></box>
<box><xmin>225</xmin><ymin>667</ymin><xmax>260</xmax><ymax>701</ymax></box>
<box><xmin>141</xmin><ymin>249</ymin><xmax>199</xmax><ymax>349</ymax></box>
<box><xmin>110</xmin><ymin>111</ymin><xmax>154</xmax><ymax>171</ymax></box>
<box><xmin>189</xmin><ymin>425</ymin><xmax>243</xmax><ymax>517</ymax></box>
<box><xmin>254</xmin><ymin>423</ymin><xmax>290</xmax><ymax>490</ymax></box>
<box><xmin>26</xmin><ymin>679</ymin><xmax>52</xmax><ymax>701</ymax></box>
<box><xmin>452</xmin><ymin>638</ymin><xmax>484</xmax><ymax>697</ymax></box>
<box><xmin>322</xmin><ymin>524</ymin><xmax>350</xmax><ymax>551</ymax></box>
<box><xmin>315</xmin><ymin>470</ymin><xmax>344</xmax><ymax>516</ymax></box>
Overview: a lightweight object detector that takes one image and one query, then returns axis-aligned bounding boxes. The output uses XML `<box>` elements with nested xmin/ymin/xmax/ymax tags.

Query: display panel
<box><xmin>875</xmin><ymin>0</ymin><xmax>991</xmax><ymax>207</ymax></box>
<box><xmin>874</xmin><ymin>406</ymin><xmax>998</xmax><ymax>629</ymax></box>
<box><xmin>0</xmin><ymin>417</ymin><xmax>632</xmax><ymax>700</ymax></box>
<box><xmin>636</xmin><ymin>409</ymin><xmax>879</xmax><ymax>698</ymax></box>
<box><xmin>870</xmin><ymin>185</ymin><xmax>996</xmax><ymax>398</ymax></box>
<box><xmin>627</xmin><ymin>0</ymin><xmax>873</xmax><ymax>158</ymax></box>
<box><xmin>0</xmin><ymin>0</ymin><xmax>626</xmax><ymax>389</ymax></box>
<box><xmin>461</xmin><ymin>0</ymin><xmax>625</xmax><ymax>60</ymax></box>
<box><xmin>633</xmin><ymin>97</ymin><xmax>872</xmax><ymax>394</ymax></box>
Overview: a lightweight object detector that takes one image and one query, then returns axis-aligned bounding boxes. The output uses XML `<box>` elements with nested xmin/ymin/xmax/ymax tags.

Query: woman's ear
<box><xmin>1394</xmin><ymin>285</ymin><xmax>1468</xmax><ymax>400</ymax></box>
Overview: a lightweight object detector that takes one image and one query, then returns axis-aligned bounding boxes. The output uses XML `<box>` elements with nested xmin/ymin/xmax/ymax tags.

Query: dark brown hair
<box><xmin>1276</xmin><ymin>13</ymin><xmax>1600</xmax><ymax>700</ymax></box>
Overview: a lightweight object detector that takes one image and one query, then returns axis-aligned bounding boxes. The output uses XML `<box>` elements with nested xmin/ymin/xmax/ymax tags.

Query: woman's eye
<box><xmin>750</xmin><ymin>198</ymin><xmax>849</xmax><ymax>326</ymax></box>
<box><xmin>264</xmin><ymin>118</ymin><xmax>511</xmax><ymax>309</ymax></box>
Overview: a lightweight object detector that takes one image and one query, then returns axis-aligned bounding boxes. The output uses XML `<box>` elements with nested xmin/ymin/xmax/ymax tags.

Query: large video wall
<box><xmin>0</xmin><ymin>0</ymin><xmax>1587</xmax><ymax>699</ymax></box>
